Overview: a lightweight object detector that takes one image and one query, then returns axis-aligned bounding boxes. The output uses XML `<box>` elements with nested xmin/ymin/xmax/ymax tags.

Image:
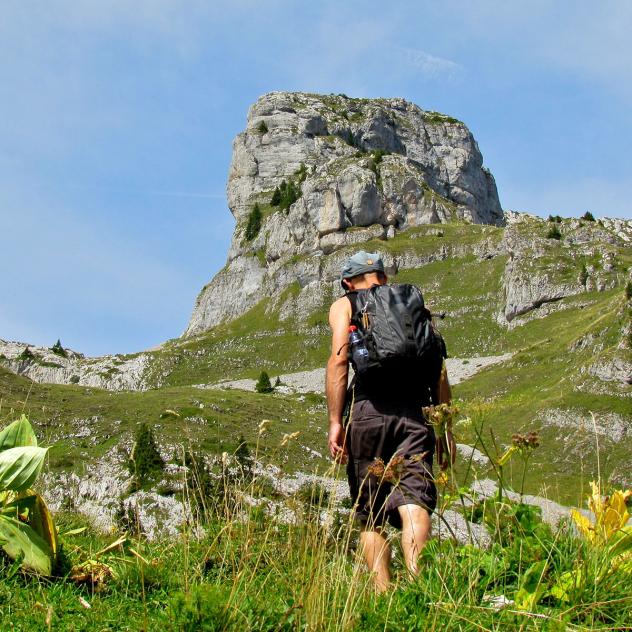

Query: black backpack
<box><xmin>346</xmin><ymin>283</ymin><xmax>446</xmax><ymax>385</ymax></box>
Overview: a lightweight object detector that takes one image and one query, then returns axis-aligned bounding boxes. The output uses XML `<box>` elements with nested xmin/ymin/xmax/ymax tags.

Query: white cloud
<box><xmin>396</xmin><ymin>46</ymin><xmax>462</xmax><ymax>80</ymax></box>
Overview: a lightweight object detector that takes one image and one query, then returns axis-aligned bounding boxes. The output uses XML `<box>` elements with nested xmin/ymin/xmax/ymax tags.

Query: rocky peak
<box><xmin>186</xmin><ymin>92</ymin><xmax>503</xmax><ymax>336</ymax></box>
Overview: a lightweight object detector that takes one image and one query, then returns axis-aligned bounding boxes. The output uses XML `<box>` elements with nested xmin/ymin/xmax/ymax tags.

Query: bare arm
<box><xmin>432</xmin><ymin>361</ymin><xmax>452</xmax><ymax>405</ymax></box>
<box><xmin>326</xmin><ymin>298</ymin><xmax>351</xmax><ymax>461</ymax></box>
<box><xmin>434</xmin><ymin>361</ymin><xmax>456</xmax><ymax>468</ymax></box>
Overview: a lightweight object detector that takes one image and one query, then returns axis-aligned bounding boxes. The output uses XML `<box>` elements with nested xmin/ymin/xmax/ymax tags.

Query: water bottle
<box><xmin>349</xmin><ymin>325</ymin><xmax>369</xmax><ymax>373</ymax></box>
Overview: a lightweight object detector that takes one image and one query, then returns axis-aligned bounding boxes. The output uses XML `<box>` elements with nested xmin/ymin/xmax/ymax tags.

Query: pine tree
<box><xmin>255</xmin><ymin>370</ymin><xmax>273</xmax><ymax>393</ymax></box>
<box><xmin>270</xmin><ymin>187</ymin><xmax>281</xmax><ymax>206</ymax></box>
<box><xmin>128</xmin><ymin>423</ymin><xmax>165</xmax><ymax>487</ymax></box>
<box><xmin>51</xmin><ymin>339</ymin><xmax>67</xmax><ymax>357</ymax></box>
<box><xmin>581</xmin><ymin>211</ymin><xmax>595</xmax><ymax>222</ymax></box>
<box><xmin>279</xmin><ymin>180</ymin><xmax>299</xmax><ymax>213</ymax></box>
<box><xmin>245</xmin><ymin>203</ymin><xmax>262</xmax><ymax>241</ymax></box>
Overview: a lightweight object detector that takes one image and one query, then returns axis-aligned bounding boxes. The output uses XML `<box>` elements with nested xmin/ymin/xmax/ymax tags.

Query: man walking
<box><xmin>326</xmin><ymin>250</ymin><xmax>454</xmax><ymax>592</ymax></box>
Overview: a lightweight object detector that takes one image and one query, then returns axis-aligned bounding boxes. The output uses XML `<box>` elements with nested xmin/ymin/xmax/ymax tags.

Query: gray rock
<box><xmin>538</xmin><ymin>407</ymin><xmax>630</xmax><ymax>443</ymax></box>
<box><xmin>185</xmin><ymin>91</ymin><xmax>504</xmax><ymax>335</ymax></box>
<box><xmin>0</xmin><ymin>339</ymin><xmax>151</xmax><ymax>391</ymax></box>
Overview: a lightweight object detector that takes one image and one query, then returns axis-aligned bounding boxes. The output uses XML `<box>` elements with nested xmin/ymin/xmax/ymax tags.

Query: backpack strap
<box><xmin>345</xmin><ymin>291</ymin><xmax>362</xmax><ymax>329</ymax></box>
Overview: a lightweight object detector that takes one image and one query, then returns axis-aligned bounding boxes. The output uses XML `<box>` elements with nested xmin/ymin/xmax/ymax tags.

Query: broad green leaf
<box><xmin>1</xmin><ymin>490</ymin><xmax>37</xmax><ymax>519</ymax></box>
<box><xmin>0</xmin><ymin>415</ymin><xmax>38</xmax><ymax>451</ymax></box>
<box><xmin>0</xmin><ymin>515</ymin><xmax>53</xmax><ymax>575</ymax></box>
<box><xmin>549</xmin><ymin>569</ymin><xmax>583</xmax><ymax>603</ymax></box>
<box><xmin>62</xmin><ymin>527</ymin><xmax>87</xmax><ymax>537</ymax></box>
<box><xmin>610</xmin><ymin>525</ymin><xmax>632</xmax><ymax>556</ymax></box>
<box><xmin>0</xmin><ymin>446</ymin><xmax>48</xmax><ymax>492</ymax></box>
<box><xmin>515</xmin><ymin>560</ymin><xmax>548</xmax><ymax>611</ymax></box>
<box><xmin>29</xmin><ymin>492</ymin><xmax>58</xmax><ymax>560</ymax></box>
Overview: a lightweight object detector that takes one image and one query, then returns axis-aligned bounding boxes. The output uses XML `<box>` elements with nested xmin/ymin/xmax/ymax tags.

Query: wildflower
<box><xmin>367</xmin><ymin>455</ymin><xmax>406</xmax><ymax>485</ymax></box>
<box><xmin>409</xmin><ymin>451</ymin><xmax>429</xmax><ymax>463</ymax></box>
<box><xmin>511</xmin><ymin>431</ymin><xmax>540</xmax><ymax>451</ymax></box>
<box><xmin>367</xmin><ymin>458</ymin><xmax>385</xmax><ymax>479</ymax></box>
<box><xmin>455</xmin><ymin>416</ymin><xmax>472</xmax><ymax>429</ymax></box>
<box><xmin>384</xmin><ymin>455</ymin><xmax>406</xmax><ymax>484</ymax></box>
<box><xmin>436</xmin><ymin>471</ymin><xmax>449</xmax><ymax>486</ymax></box>
<box><xmin>423</xmin><ymin>403</ymin><xmax>459</xmax><ymax>435</ymax></box>
<box><xmin>258</xmin><ymin>419</ymin><xmax>272</xmax><ymax>435</ymax></box>
<box><xmin>571</xmin><ymin>481</ymin><xmax>632</xmax><ymax>546</ymax></box>
<box><xmin>160</xmin><ymin>409</ymin><xmax>180</xmax><ymax>419</ymax></box>
<box><xmin>280</xmin><ymin>431</ymin><xmax>300</xmax><ymax>447</ymax></box>
<box><xmin>497</xmin><ymin>446</ymin><xmax>516</xmax><ymax>467</ymax></box>
<box><xmin>498</xmin><ymin>430</ymin><xmax>540</xmax><ymax>466</ymax></box>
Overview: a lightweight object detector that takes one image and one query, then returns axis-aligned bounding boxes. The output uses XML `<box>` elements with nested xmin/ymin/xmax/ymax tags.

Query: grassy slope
<box><xmin>1</xmin><ymin>220</ymin><xmax>631</xmax><ymax>630</ymax></box>
<box><xmin>1</xmin><ymin>220</ymin><xmax>629</xmax><ymax>502</ymax></box>
<box><xmin>4</xmin><ymin>499</ymin><xmax>631</xmax><ymax>631</ymax></box>
<box><xmin>0</xmin><ymin>366</ymin><xmax>330</xmax><ymax>476</ymax></box>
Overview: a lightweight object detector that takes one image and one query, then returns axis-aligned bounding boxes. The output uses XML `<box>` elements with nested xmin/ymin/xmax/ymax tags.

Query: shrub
<box><xmin>170</xmin><ymin>585</ymin><xmax>233</xmax><ymax>631</ymax></box>
<box><xmin>581</xmin><ymin>211</ymin><xmax>595</xmax><ymax>221</ymax></box>
<box><xmin>50</xmin><ymin>339</ymin><xmax>67</xmax><ymax>357</ymax></box>
<box><xmin>0</xmin><ymin>416</ymin><xmax>58</xmax><ymax>575</ymax></box>
<box><xmin>235</xmin><ymin>434</ymin><xmax>253</xmax><ymax>481</ymax></box>
<box><xmin>367</xmin><ymin>150</ymin><xmax>387</xmax><ymax>186</ymax></box>
<box><xmin>294</xmin><ymin>162</ymin><xmax>308</xmax><ymax>183</ymax></box>
<box><xmin>19</xmin><ymin>346</ymin><xmax>34</xmax><ymax>361</ymax></box>
<box><xmin>69</xmin><ymin>375</ymin><xmax>80</xmax><ymax>384</ymax></box>
<box><xmin>625</xmin><ymin>281</ymin><xmax>632</xmax><ymax>300</ymax></box>
<box><xmin>270</xmin><ymin>186</ymin><xmax>281</xmax><ymax>206</ymax></box>
<box><xmin>548</xmin><ymin>214</ymin><xmax>563</xmax><ymax>223</ymax></box>
<box><xmin>278</xmin><ymin>179</ymin><xmax>300</xmax><ymax>213</ymax></box>
<box><xmin>114</xmin><ymin>500</ymin><xmax>145</xmax><ymax>538</ymax></box>
<box><xmin>128</xmin><ymin>423</ymin><xmax>165</xmax><ymax>487</ymax></box>
<box><xmin>255</xmin><ymin>371</ymin><xmax>273</xmax><ymax>393</ymax></box>
<box><xmin>257</xmin><ymin>120</ymin><xmax>268</xmax><ymax>134</ymax></box>
<box><xmin>344</xmin><ymin>129</ymin><xmax>356</xmax><ymax>147</ymax></box>
<box><xmin>579</xmin><ymin>263</ymin><xmax>588</xmax><ymax>286</ymax></box>
<box><xmin>547</xmin><ymin>224</ymin><xmax>562</xmax><ymax>240</ymax></box>
<box><xmin>182</xmin><ymin>450</ymin><xmax>227</xmax><ymax>521</ymax></box>
<box><xmin>244</xmin><ymin>203</ymin><xmax>262</xmax><ymax>241</ymax></box>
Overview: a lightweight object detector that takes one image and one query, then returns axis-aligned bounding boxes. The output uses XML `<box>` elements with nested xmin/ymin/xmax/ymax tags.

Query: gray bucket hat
<box><xmin>340</xmin><ymin>251</ymin><xmax>385</xmax><ymax>288</ymax></box>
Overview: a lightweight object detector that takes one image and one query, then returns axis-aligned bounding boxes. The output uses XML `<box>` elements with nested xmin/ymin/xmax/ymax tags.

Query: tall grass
<box><xmin>1</xmin><ymin>408</ymin><xmax>631</xmax><ymax>630</ymax></box>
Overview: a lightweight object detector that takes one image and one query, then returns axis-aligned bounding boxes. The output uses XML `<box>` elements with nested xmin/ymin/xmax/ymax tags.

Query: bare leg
<box><xmin>360</xmin><ymin>529</ymin><xmax>391</xmax><ymax>593</ymax></box>
<box><xmin>397</xmin><ymin>504</ymin><xmax>431</xmax><ymax>576</ymax></box>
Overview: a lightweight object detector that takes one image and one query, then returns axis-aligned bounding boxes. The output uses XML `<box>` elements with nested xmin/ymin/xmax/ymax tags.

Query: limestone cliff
<box><xmin>185</xmin><ymin>92</ymin><xmax>503</xmax><ymax>336</ymax></box>
<box><xmin>0</xmin><ymin>339</ymin><xmax>150</xmax><ymax>391</ymax></box>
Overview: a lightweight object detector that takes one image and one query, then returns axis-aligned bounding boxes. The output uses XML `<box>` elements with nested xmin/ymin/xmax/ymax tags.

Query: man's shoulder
<box><xmin>330</xmin><ymin>295</ymin><xmax>351</xmax><ymax>314</ymax></box>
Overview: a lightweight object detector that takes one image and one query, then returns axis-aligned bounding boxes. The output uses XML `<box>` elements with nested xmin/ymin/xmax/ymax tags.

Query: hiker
<box><xmin>326</xmin><ymin>250</ymin><xmax>455</xmax><ymax>592</ymax></box>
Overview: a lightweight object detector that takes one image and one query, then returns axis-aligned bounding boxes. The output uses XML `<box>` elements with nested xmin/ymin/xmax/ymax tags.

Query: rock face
<box><xmin>186</xmin><ymin>92</ymin><xmax>503</xmax><ymax>336</ymax></box>
<box><xmin>0</xmin><ymin>339</ymin><xmax>150</xmax><ymax>391</ymax></box>
<box><xmin>499</xmin><ymin>212</ymin><xmax>632</xmax><ymax>325</ymax></box>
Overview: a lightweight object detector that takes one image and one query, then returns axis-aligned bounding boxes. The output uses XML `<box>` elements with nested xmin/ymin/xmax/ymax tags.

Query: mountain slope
<box><xmin>1</xmin><ymin>93</ymin><xmax>630</xmax><ymax>508</ymax></box>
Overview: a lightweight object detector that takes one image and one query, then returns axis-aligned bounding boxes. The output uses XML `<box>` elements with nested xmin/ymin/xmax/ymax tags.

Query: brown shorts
<box><xmin>345</xmin><ymin>398</ymin><xmax>436</xmax><ymax>529</ymax></box>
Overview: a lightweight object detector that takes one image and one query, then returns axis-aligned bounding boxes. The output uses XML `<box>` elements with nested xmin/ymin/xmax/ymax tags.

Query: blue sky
<box><xmin>1</xmin><ymin>1</ymin><xmax>631</xmax><ymax>356</ymax></box>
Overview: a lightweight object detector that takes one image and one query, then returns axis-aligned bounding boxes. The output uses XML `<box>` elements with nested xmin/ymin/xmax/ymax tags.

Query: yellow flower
<box><xmin>571</xmin><ymin>481</ymin><xmax>632</xmax><ymax>546</ymax></box>
<box><xmin>258</xmin><ymin>419</ymin><xmax>272</xmax><ymax>435</ymax></box>
<box><xmin>497</xmin><ymin>445</ymin><xmax>517</xmax><ymax>467</ymax></box>
<box><xmin>436</xmin><ymin>471</ymin><xmax>449</xmax><ymax>486</ymax></box>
